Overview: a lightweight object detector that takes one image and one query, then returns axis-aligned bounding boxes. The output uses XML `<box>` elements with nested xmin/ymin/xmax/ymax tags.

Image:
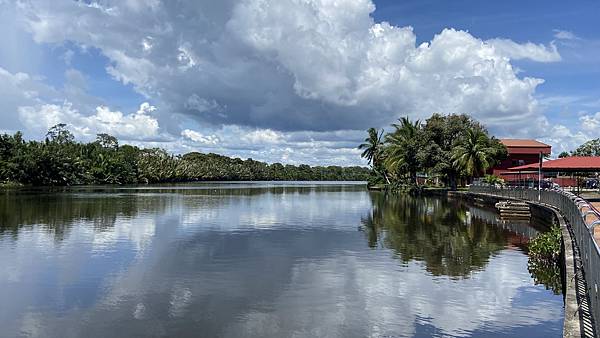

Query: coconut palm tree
<box><xmin>384</xmin><ymin>117</ymin><xmax>421</xmax><ymax>185</ymax></box>
<box><xmin>359</xmin><ymin>128</ymin><xmax>390</xmax><ymax>183</ymax></box>
<box><xmin>451</xmin><ymin>129</ymin><xmax>494</xmax><ymax>179</ymax></box>
<box><xmin>358</xmin><ymin>128</ymin><xmax>383</xmax><ymax>165</ymax></box>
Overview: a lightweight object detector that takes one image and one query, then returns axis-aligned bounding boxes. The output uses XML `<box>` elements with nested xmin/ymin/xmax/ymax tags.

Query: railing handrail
<box><xmin>469</xmin><ymin>183</ymin><xmax>600</xmax><ymax>335</ymax></box>
<box><xmin>470</xmin><ymin>183</ymin><xmax>600</xmax><ymax>228</ymax></box>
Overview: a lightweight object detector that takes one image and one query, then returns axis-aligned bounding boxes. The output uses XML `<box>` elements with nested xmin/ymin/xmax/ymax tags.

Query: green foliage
<box><xmin>451</xmin><ymin>129</ymin><xmax>500</xmax><ymax>178</ymax></box>
<box><xmin>572</xmin><ymin>138</ymin><xmax>600</xmax><ymax>156</ymax></box>
<box><xmin>558</xmin><ymin>151</ymin><xmax>570</xmax><ymax>158</ymax></box>
<box><xmin>358</xmin><ymin>127</ymin><xmax>389</xmax><ymax>184</ymax></box>
<box><xmin>0</xmin><ymin>127</ymin><xmax>370</xmax><ymax>186</ymax></box>
<box><xmin>528</xmin><ymin>256</ymin><xmax>562</xmax><ymax>295</ymax></box>
<box><xmin>361</xmin><ymin>193</ymin><xmax>507</xmax><ymax>277</ymax></box>
<box><xmin>384</xmin><ymin>117</ymin><xmax>422</xmax><ymax>186</ymax></box>
<box><xmin>528</xmin><ymin>226</ymin><xmax>561</xmax><ymax>261</ymax></box>
<box><xmin>482</xmin><ymin>175</ymin><xmax>504</xmax><ymax>186</ymax></box>
<box><xmin>527</xmin><ymin>226</ymin><xmax>563</xmax><ymax>295</ymax></box>
<box><xmin>359</xmin><ymin>113</ymin><xmax>507</xmax><ymax>190</ymax></box>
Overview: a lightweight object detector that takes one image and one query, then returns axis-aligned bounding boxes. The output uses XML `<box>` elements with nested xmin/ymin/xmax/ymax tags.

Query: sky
<box><xmin>0</xmin><ymin>0</ymin><xmax>599</xmax><ymax>165</ymax></box>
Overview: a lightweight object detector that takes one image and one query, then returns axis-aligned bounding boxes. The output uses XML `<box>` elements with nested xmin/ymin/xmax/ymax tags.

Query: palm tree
<box><xmin>452</xmin><ymin>129</ymin><xmax>494</xmax><ymax>179</ymax></box>
<box><xmin>359</xmin><ymin>128</ymin><xmax>390</xmax><ymax>184</ymax></box>
<box><xmin>358</xmin><ymin>128</ymin><xmax>383</xmax><ymax>166</ymax></box>
<box><xmin>384</xmin><ymin>117</ymin><xmax>421</xmax><ymax>185</ymax></box>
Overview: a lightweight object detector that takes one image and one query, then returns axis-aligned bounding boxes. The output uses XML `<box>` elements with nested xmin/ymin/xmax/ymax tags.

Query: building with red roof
<box><xmin>505</xmin><ymin>156</ymin><xmax>600</xmax><ymax>187</ymax></box>
<box><xmin>490</xmin><ymin>139</ymin><xmax>551</xmax><ymax>177</ymax></box>
<box><xmin>508</xmin><ymin>156</ymin><xmax>600</xmax><ymax>172</ymax></box>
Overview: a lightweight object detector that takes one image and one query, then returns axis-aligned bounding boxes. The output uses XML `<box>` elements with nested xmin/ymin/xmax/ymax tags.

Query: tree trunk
<box><xmin>449</xmin><ymin>173</ymin><xmax>457</xmax><ymax>191</ymax></box>
<box><xmin>383</xmin><ymin>171</ymin><xmax>391</xmax><ymax>184</ymax></box>
<box><xmin>411</xmin><ymin>171</ymin><xmax>418</xmax><ymax>186</ymax></box>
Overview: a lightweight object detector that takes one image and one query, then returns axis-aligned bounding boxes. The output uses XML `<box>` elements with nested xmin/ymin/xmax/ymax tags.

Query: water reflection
<box><xmin>0</xmin><ymin>184</ymin><xmax>562</xmax><ymax>337</ymax></box>
<box><xmin>361</xmin><ymin>193</ymin><xmax>527</xmax><ymax>277</ymax></box>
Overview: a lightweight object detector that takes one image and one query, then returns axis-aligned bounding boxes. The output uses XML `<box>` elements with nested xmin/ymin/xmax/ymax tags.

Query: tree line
<box><xmin>358</xmin><ymin>113</ymin><xmax>508</xmax><ymax>190</ymax></box>
<box><xmin>0</xmin><ymin>124</ymin><xmax>370</xmax><ymax>186</ymax></box>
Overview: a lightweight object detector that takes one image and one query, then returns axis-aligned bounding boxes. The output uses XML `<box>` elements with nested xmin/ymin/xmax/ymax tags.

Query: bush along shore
<box><xmin>0</xmin><ymin>124</ymin><xmax>370</xmax><ymax>186</ymax></box>
<box><xmin>527</xmin><ymin>226</ymin><xmax>563</xmax><ymax>294</ymax></box>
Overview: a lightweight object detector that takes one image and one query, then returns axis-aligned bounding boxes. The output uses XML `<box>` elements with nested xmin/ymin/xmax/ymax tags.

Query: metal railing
<box><xmin>470</xmin><ymin>183</ymin><xmax>600</xmax><ymax>332</ymax></box>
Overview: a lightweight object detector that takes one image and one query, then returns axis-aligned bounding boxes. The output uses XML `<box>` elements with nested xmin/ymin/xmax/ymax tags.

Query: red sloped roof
<box><xmin>500</xmin><ymin>139</ymin><xmax>551</xmax><ymax>148</ymax></box>
<box><xmin>508</xmin><ymin>156</ymin><xmax>600</xmax><ymax>171</ymax></box>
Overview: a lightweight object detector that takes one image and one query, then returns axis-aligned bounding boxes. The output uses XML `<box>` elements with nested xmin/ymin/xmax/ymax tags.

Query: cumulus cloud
<box><xmin>14</xmin><ymin>0</ymin><xmax>558</xmax><ymax>136</ymax></box>
<box><xmin>18</xmin><ymin>102</ymin><xmax>162</xmax><ymax>141</ymax></box>
<box><xmin>174</xmin><ymin>126</ymin><xmax>363</xmax><ymax>165</ymax></box>
<box><xmin>0</xmin><ymin>67</ymin><xmax>59</xmax><ymax>130</ymax></box>
<box><xmin>5</xmin><ymin>0</ymin><xmax>594</xmax><ymax>164</ymax></box>
<box><xmin>538</xmin><ymin>113</ymin><xmax>599</xmax><ymax>155</ymax></box>
<box><xmin>579</xmin><ymin>112</ymin><xmax>600</xmax><ymax>132</ymax></box>
<box><xmin>181</xmin><ymin>129</ymin><xmax>220</xmax><ymax>145</ymax></box>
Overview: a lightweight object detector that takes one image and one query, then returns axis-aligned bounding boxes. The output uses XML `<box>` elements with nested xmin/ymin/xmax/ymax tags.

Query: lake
<box><xmin>0</xmin><ymin>182</ymin><xmax>563</xmax><ymax>337</ymax></box>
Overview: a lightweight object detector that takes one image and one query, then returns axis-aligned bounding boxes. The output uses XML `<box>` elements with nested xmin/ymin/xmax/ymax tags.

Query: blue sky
<box><xmin>0</xmin><ymin>0</ymin><xmax>598</xmax><ymax>164</ymax></box>
<box><xmin>373</xmin><ymin>0</ymin><xmax>600</xmax><ymax>133</ymax></box>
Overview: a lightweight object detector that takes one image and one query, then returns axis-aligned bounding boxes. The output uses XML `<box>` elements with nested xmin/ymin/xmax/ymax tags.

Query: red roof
<box><xmin>500</xmin><ymin>139</ymin><xmax>551</xmax><ymax>155</ymax></box>
<box><xmin>508</xmin><ymin>156</ymin><xmax>600</xmax><ymax>172</ymax></box>
<box><xmin>500</xmin><ymin>139</ymin><xmax>551</xmax><ymax>148</ymax></box>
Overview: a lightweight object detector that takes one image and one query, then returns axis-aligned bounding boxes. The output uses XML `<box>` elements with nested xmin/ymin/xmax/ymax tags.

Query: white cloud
<box><xmin>240</xmin><ymin>129</ymin><xmax>283</xmax><ymax>145</ymax></box>
<box><xmin>538</xmin><ymin>114</ymin><xmax>598</xmax><ymax>156</ymax></box>
<box><xmin>553</xmin><ymin>29</ymin><xmax>580</xmax><ymax>41</ymax></box>
<box><xmin>181</xmin><ymin>129</ymin><xmax>219</xmax><ymax>145</ymax></box>
<box><xmin>486</xmin><ymin>39</ymin><xmax>561</xmax><ymax>62</ymax></box>
<box><xmin>7</xmin><ymin>0</ymin><xmax>597</xmax><ymax>165</ymax></box>
<box><xmin>579</xmin><ymin>112</ymin><xmax>600</xmax><ymax>132</ymax></box>
<box><xmin>14</xmin><ymin>0</ymin><xmax>560</xmax><ymax>137</ymax></box>
<box><xmin>18</xmin><ymin>102</ymin><xmax>161</xmax><ymax>141</ymax></box>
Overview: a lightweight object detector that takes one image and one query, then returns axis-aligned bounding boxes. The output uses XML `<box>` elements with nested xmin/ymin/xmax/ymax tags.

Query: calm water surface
<box><xmin>0</xmin><ymin>182</ymin><xmax>563</xmax><ymax>337</ymax></box>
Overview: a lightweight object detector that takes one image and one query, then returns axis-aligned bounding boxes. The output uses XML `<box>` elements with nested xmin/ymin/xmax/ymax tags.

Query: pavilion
<box><xmin>503</xmin><ymin>156</ymin><xmax>600</xmax><ymax>188</ymax></box>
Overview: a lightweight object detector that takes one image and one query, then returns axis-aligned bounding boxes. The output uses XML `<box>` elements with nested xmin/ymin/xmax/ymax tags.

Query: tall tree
<box><xmin>46</xmin><ymin>124</ymin><xmax>74</xmax><ymax>144</ymax></box>
<box><xmin>451</xmin><ymin>129</ymin><xmax>496</xmax><ymax>178</ymax></box>
<box><xmin>420</xmin><ymin>114</ymin><xmax>486</xmax><ymax>189</ymax></box>
<box><xmin>96</xmin><ymin>133</ymin><xmax>119</xmax><ymax>149</ymax></box>
<box><xmin>384</xmin><ymin>117</ymin><xmax>422</xmax><ymax>185</ymax></box>
<box><xmin>358</xmin><ymin>128</ymin><xmax>383</xmax><ymax>166</ymax></box>
<box><xmin>572</xmin><ymin>138</ymin><xmax>600</xmax><ymax>156</ymax></box>
<box><xmin>358</xmin><ymin>127</ymin><xmax>389</xmax><ymax>183</ymax></box>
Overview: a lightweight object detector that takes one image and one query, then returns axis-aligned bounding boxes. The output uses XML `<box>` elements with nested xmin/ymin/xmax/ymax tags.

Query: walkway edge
<box><xmin>554</xmin><ymin>203</ymin><xmax>583</xmax><ymax>338</ymax></box>
<box><xmin>458</xmin><ymin>192</ymin><xmax>583</xmax><ymax>338</ymax></box>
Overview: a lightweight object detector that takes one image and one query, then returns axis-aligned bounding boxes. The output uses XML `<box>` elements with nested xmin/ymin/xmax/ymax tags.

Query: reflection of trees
<box><xmin>0</xmin><ymin>184</ymin><xmax>365</xmax><ymax>240</ymax></box>
<box><xmin>361</xmin><ymin>192</ymin><xmax>508</xmax><ymax>278</ymax></box>
<box><xmin>0</xmin><ymin>189</ymin><xmax>169</xmax><ymax>240</ymax></box>
<box><xmin>528</xmin><ymin>259</ymin><xmax>562</xmax><ymax>295</ymax></box>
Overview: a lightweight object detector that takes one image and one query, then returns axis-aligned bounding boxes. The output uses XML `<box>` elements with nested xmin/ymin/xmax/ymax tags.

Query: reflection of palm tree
<box><xmin>362</xmin><ymin>192</ymin><xmax>507</xmax><ymax>278</ymax></box>
<box><xmin>360</xmin><ymin>214</ymin><xmax>379</xmax><ymax>248</ymax></box>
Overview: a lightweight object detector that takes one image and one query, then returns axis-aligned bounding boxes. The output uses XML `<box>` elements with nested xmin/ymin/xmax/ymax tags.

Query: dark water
<box><xmin>0</xmin><ymin>182</ymin><xmax>563</xmax><ymax>338</ymax></box>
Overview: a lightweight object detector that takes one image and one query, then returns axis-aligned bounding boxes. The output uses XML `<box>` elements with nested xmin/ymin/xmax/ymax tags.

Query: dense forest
<box><xmin>0</xmin><ymin>124</ymin><xmax>370</xmax><ymax>186</ymax></box>
<box><xmin>359</xmin><ymin>113</ymin><xmax>508</xmax><ymax>190</ymax></box>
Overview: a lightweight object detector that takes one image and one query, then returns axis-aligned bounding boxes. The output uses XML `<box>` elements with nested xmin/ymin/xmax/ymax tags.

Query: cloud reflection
<box><xmin>0</xmin><ymin>185</ymin><xmax>562</xmax><ymax>337</ymax></box>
